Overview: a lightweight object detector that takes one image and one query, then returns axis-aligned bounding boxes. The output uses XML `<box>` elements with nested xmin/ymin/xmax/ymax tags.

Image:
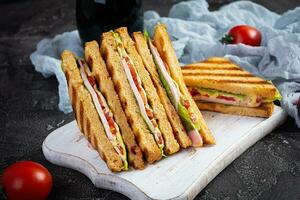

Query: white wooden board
<box><xmin>43</xmin><ymin>106</ymin><xmax>287</xmax><ymax>200</ymax></box>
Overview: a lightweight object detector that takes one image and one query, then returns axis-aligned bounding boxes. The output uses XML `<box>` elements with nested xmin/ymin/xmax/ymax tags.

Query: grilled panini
<box><xmin>101</xmin><ymin>30</ymin><xmax>164</xmax><ymax>163</ymax></box>
<box><xmin>84</xmin><ymin>41</ymin><xmax>144</xmax><ymax>169</ymax></box>
<box><xmin>182</xmin><ymin>57</ymin><xmax>281</xmax><ymax>117</ymax></box>
<box><xmin>133</xmin><ymin>32</ymin><xmax>192</xmax><ymax>148</ymax></box>
<box><xmin>152</xmin><ymin>24</ymin><xmax>215</xmax><ymax>145</ymax></box>
<box><xmin>115</xmin><ymin>28</ymin><xmax>180</xmax><ymax>155</ymax></box>
<box><xmin>61</xmin><ymin>51</ymin><xmax>128</xmax><ymax>172</ymax></box>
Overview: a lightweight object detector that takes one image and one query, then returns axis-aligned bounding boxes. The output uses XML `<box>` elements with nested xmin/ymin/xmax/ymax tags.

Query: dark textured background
<box><xmin>0</xmin><ymin>0</ymin><xmax>299</xmax><ymax>199</ymax></box>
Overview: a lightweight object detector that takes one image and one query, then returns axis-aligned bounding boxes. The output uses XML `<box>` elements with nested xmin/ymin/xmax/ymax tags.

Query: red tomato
<box><xmin>183</xmin><ymin>99</ymin><xmax>190</xmax><ymax>109</ymax></box>
<box><xmin>2</xmin><ymin>161</ymin><xmax>53</xmax><ymax>200</ymax></box>
<box><xmin>221</xmin><ymin>25</ymin><xmax>262</xmax><ymax>46</ymax></box>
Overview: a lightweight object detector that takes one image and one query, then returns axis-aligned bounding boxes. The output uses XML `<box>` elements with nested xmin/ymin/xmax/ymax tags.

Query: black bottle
<box><xmin>76</xmin><ymin>0</ymin><xmax>143</xmax><ymax>44</ymax></box>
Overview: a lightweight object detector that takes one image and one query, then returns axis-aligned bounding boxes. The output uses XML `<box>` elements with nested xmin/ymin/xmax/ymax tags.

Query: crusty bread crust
<box><xmin>84</xmin><ymin>41</ymin><xmax>145</xmax><ymax>169</ymax></box>
<box><xmin>133</xmin><ymin>31</ymin><xmax>192</xmax><ymax>148</ymax></box>
<box><xmin>182</xmin><ymin>59</ymin><xmax>276</xmax><ymax>100</ymax></box>
<box><xmin>196</xmin><ymin>101</ymin><xmax>274</xmax><ymax>117</ymax></box>
<box><xmin>61</xmin><ymin>50</ymin><xmax>123</xmax><ymax>172</ymax></box>
<box><xmin>116</xmin><ymin>28</ymin><xmax>180</xmax><ymax>155</ymax></box>
<box><xmin>202</xmin><ymin>57</ymin><xmax>231</xmax><ymax>64</ymax></box>
<box><xmin>100</xmin><ymin>31</ymin><xmax>162</xmax><ymax>163</ymax></box>
<box><xmin>153</xmin><ymin>24</ymin><xmax>215</xmax><ymax>145</ymax></box>
<box><xmin>182</xmin><ymin>69</ymin><xmax>252</xmax><ymax>76</ymax></box>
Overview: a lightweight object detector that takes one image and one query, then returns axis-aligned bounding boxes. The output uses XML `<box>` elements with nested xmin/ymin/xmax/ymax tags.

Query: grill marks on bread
<box><xmin>116</xmin><ymin>28</ymin><xmax>180</xmax><ymax>155</ymax></box>
<box><xmin>84</xmin><ymin>41</ymin><xmax>145</xmax><ymax>169</ymax></box>
<box><xmin>153</xmin><ymin>24</ymin><xmax>215</xmax><ymax>145</ymax></box>
<box><xmin>61</xmin><ymin>51</ymin><xmax>123</xmax><ymax>172</ymax></box>
<box><xmin>100</xmin><ymin>31</ymin><xmax>162</xmax><ymax>163</ymax></box>
<box><xmin>132</xmin><ymin>31</ymin><xmax>192</xmax><ymax>148</ymax></box>
<box><xmin>182</xmin><ymin>57</ymin><xmax>276</xmax><ymax>100</ymax></box>
<box><xmin>183</xmin><ymin>57</ymin><xmax>276</xmax><ymax>117</ymax></box>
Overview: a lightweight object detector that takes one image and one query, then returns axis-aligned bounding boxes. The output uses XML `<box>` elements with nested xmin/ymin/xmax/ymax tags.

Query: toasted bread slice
<box><xmin>153</xmin><ymin>24</ymin><xmax>215</xmax><ymax>145</ymax></box>
<box><xmin>61</xmin><ymin>50</ymin><xmax>124</xmax><ymax>172</ymax></box>
<box><xmin>84</xmin><ymin>41</ymin><xmax>144</xmax><ymax>169</ymax></box>
<box><xmin>182</xmin><ymin>58</ymin><xmax>277</xmax><ymax>100</ymax></box>
<box><xmin>196</xmin><ymin>101</ymin><xmax>274</xmax><ymax>117</ymax></box>
<box><xmin>132</xmin><ymin>31</ymin><xmax>192</xmax><ymax>148</ymax></box>
<box><xmin>182</xmin><ymin>69</ymin><xmax>252</xmax><ymax>76</ymax></box>
<box><xmin>116</xmin><ymin>28</ymin><xmax>180</xmax><ymax>155</ymax></box>
<box><xmin>100</xmin><ymin>31</ymin><xmax>162</xmax><ymax>163</ymax></box>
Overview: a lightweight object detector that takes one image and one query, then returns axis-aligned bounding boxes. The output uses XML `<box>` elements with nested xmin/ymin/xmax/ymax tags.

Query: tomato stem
<box><xmin>220</xmin><ymin>34</ymin><xmax>233</xmax><ymax>44</ymax></box>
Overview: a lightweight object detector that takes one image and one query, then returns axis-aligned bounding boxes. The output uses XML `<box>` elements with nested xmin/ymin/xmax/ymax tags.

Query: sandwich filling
<box><xmin>190</xmin><ymin>87</ymin><xmax>281</xmax><ymax>107</ymax></box>
<box><xmin>78</xmin><ymin>59</ymin><xmax>128</xmax><ymax>170</ymax></box>
<box><xmin>146</xmin><ymin>32</ymin><xmax>203</xmax><ymax>147</ymax></box>
<box><xmin>112</xmin><ymin>32</ymin><xmax>165</xmax><ymax>155</ymax></box>
<box><xmin>190</xmin><ymin>88</ymin><xmax>261</xmax><ymax>107</ymax></box>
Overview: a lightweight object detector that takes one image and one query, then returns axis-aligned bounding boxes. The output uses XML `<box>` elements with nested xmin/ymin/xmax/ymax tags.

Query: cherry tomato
<box><xmin>2</xmin><ymin>161</ymin><xmax>53</xmax><ymax>200</ymax></box>
<box><xmin>221</xmin><ymin>25</ymin><xmax>262</xmax><ymax>46</ymax></box>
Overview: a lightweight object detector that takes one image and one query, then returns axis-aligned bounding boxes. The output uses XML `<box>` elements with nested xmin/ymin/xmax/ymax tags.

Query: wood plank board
<box><xmin>42</xmin><ymin>106</ymin><xmax>287</xmax><ymax>200</ymax></box>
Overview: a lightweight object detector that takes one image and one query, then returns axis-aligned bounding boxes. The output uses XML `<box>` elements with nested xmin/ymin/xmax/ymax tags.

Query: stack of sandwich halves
<box><xmin>61</xmin><ymin>24</ymin><xmax>215</xmax><ymax>172</ymax></box>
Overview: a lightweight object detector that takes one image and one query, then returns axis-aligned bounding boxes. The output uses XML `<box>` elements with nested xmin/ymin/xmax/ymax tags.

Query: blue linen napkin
<box><xmin>30</xmin><ymin>0</ymin><xmax>300</xmax><ymax>127</ymax></box>
<box><xmin>30</xmin><ymin>31</ymin><xmax>83</xmax><ymax>113</ymax></box>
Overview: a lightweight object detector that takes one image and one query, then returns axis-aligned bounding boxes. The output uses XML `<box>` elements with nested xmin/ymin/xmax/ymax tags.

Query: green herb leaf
<box><xmin>155</xmin><ymin>54</ymin><xmax>200</xmax><ymax>132</ymax></box>
<box><xmin>199</xmin><ymin>88</ymin><xmax>246</xmax><ymax>99</ymax></box>
<box><xmin>178</xmin><ymin>102</ymin><xmax>199</xmax><ymax>131</ymax></box>
<box><xmin>274</xmin><ymin>88</ymin><xmax>282</xmax><ymax>101</ymax></box>
<box><xmin>143</xmin><ymin>29</ymin><xmax>150</xmax><ymax>41</ymax></box>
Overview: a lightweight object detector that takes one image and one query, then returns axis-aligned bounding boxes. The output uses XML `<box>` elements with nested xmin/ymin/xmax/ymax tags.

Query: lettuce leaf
<box><xmin>178</xmin><ymin>102</ymin><xmax>199</xmax><ymax>131</ymax></box>
<box><xmin>116</xmin><ymin>131</ymin><xmax>128</xmax><ymax>170</ymax></box>
<box><xmin>198</xmin><ymin>88</ymin><xmax>246</xmax><ymax>99</ymax></box>
<box><xmin>143</xmin><ymin>29</ymin><xmax>150</xmax><ymax>41</ymax></box>
<box><xmin>158</xmin><ymin>65</ymin><xmax>199</xmax><ymax>132</ymax></box>
<box><xmin>275</xmin><ymin>88</ymin><xmax>282</xmax><ymax>101</ymax></box>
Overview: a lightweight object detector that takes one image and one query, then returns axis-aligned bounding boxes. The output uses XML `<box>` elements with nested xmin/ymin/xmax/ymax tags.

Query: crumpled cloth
<box><xmin>30</xmin><ymin>31</ymin><xmax>82</xmax><ymax>113</ymax></box>
<box><xmin>30</xmin><ymin>0</ymin><xmax>300</xmax><ymax>127</ymax></box>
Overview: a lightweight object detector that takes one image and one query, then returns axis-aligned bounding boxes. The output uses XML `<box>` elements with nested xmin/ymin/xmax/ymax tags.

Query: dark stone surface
<box><xmin>0</xmin><ymin>0</ymin><xmax>299</xmax><ymax>199</ymax></box>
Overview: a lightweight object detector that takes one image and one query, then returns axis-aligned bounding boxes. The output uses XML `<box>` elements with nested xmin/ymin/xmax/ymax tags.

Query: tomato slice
<box><xmin>216</xmin><ymin>95</ymin><xmax>236</xmax><ymax>102</ymax></box>
<box><xmin>190</xmin><ymin>88</ymin><xmax>200</xmax><ymax>96</ymax></box>
<box><xmin>183</xmin><ymin>99</ymin><xmax>191</xmax><ymax>109</ymax></box>
<box><xmin>256</xmin><ymin>95</ymin><xmax>262</xmax><ymax>103</ymax></box>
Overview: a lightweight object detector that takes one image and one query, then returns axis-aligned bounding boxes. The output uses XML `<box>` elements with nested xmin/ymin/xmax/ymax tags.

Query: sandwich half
<box><xmin>115</xmin><ymin>27</ymin><xmax>180</xmax><ymax>155</ymax></box>
<box><xmin>101</xmin><ymin>30</ymin><xmax>165</xmax><ymax>163</ymax></box>
<box><xmin>182</xmin><ymin>57</ymin><xmax>281</xmax><ymax>117</ymax></box>
<box><xmin>84</xmin><ymin>41</ymin><xmax>144</xmax><ymax>169</ymax></box>
<box><xmin>145</xmin><ymin>24</ymin><xmax>215</xmax><ymax>146</ymax></box>
<box><xmin>61</xmin><ymin>50</ymin><xmax>142</xmax><ymax>172</ymax></box>
<box><xmin>132</xmin><ymin>31</ymin><xmax>192</xmax><ymax>148</ymax></box>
